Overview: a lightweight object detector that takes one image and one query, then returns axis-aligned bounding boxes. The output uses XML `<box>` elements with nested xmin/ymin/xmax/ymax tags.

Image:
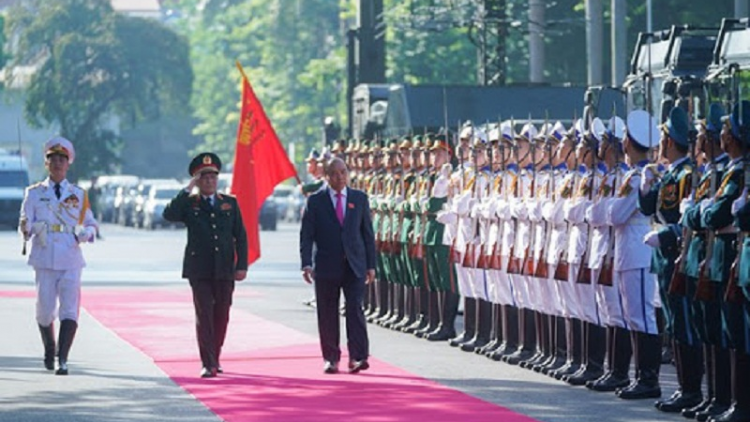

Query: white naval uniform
<box><xmin>548</xmin><ymin>167</ymin><xmax>577</xmax><ymax>319</ymax></box>
<box><xmin>495</xmin><ymin>165</ymin><xmax>520</xmax><ymax>307</ymax></box>
<box><xmin>586</xmin><ymin>164</ymin><xmax>628</xmax><ymax>329</ymax></box>
<box><xmin>484</xmin><ymin>170</ymin><xmax>503</xmax><ymax>305</ymax></box>
<box><xmin>20</xmin><ymin>178</ymin><xmax>98</xmax><ymax>326</ymax></box>
<box><xmin>564</xmin><ymin>166</ymin><xmax>598</xmax><ymax>323</ymax></box>
<box><xmin>528</xmin><ymin>166</ymin><xmax>555</xmax><ymax>315</ymax></box>
<box><xmin>467</xmin><ymin>169</ymin><xmax>492</xmax><ymax>301</ymax></box>
<box><xmin>510</xmin><ymin>166</ymin><xmax>534</xmax><ymax>310</ymax></box>
<box><xmin>540</xmin><ymin>164</ymin><xmax>569</xmax><ymax>317</ymax></box>
<box><xmin>603</xmin><ymin>161</ymin><xmax>659</xmax><ymax>334</ymax></box>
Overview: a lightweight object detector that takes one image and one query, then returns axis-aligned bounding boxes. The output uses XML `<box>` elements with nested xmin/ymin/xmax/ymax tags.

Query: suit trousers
<box><xmin>315</xmin><ymin>263</ymin><xmax>369</xmax><ymax>363</ymax></box>
<box><xmin>189</xmin><ymin>278</ymin><xmax>234</xmax><ymax>369</ymax></box>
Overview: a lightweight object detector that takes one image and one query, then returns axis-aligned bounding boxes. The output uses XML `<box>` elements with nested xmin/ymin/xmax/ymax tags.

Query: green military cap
<box><xmin>430</xmin><ymin>134</ymin><xmax>452</xmax><ymax>155</ymax></box>
<box><xmin>662</xmin><ymin>106</ymin><xmax>690</xmax><ymax>146</ymax></box>
<box><xmin>189</xmin><ymin>152</ymin><xmax>222</xmax><ymax>176</ymax></box>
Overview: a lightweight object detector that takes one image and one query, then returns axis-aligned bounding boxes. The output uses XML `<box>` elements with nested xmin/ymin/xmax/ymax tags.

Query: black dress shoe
<box><xmin>200</xmin><ymin>367</ymin><xmax>218</xmax><ymax>378</ymax></box>
<box><xmin>658</xmin><ymin>392</ymin><xmax>704</xmax><ymax>413</ymax></box>
<box><xmin>425</xmin><ymin>328</ymin><xmax>456</xmax><ymax>342</ymax></box>
<box><xmin>55</xmin><ymin>362</ymin><xmax>69</xmax><ymax>376</ymax></box>
<box><xmin>323</xmin><ymin>361</ymin><xmax>339</xmax><ymax>374</ymax></box>
<box><xmin>566</xmin><ymin>367</ymin><xmax>604</xmax><ymax>386</ymax></box>
<box><xmin>696</xmin><ymin>403</ymin><xmax>731</xmax><ymax>422</ymax></box>
<box><xmin>707</xmin><ymin>405</ymin><xmax>750</xmax><ymax>422</ymax></box>
<box><xmin>537</xmin><ymin>356</ymin><xmax>566</xmax><ymax>374</ymax></box>
<box><xmin>348</xmin><ymin>360</ymin><xmax>369</xmax><ymax>374</ymax></box>
<box><xmin>217</xmin><ymin>366</ymin><xmax>224</xmax><ymax>374</ymax></box>
<box><xmin>504</xmin><ymin>349</ymin><xmax>534</xmax><ymax>365</ymax></box>
<box><xmin>617</xmin><ymin>382</ymin><xmax>662</xmax><ymax>400</ymax></box>
<box><xmin>682</xmin><ymin>398</ymin><xmax>711</xmax><ymax>419</ymax></box>
<box><xmin>586</xmin><ymin>372</ymin><xmax>630</xmax><ymax>392</ymax></box>
<box><xmin>551</xmin><ymin>362</ymin><xmax>581</xmax><ymax>380</ymax></box>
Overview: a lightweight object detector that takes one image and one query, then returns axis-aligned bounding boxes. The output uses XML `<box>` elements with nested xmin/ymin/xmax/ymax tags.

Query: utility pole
<box><xmin>585</xmin><ymin>0</ymin><xmax>603</xmax><ymax>86</ymax></box>
<box><xmin>477</xmin><ymin>0</ymin><xmax>508</xmax><ymax>86</ymax></box>
<box><xmin>611</xmin><ymin>0</ymin><xmax>626</xmax><ymax>87</ymax></box>
<box><xmin>529</xmin><ymin>0</ymin><xmax>545</xmax><ymax>84</ymax></box>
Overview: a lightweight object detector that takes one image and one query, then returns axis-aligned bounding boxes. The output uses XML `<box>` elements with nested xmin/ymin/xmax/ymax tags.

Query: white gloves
<box><xmin>700</xmin><ymin>198</ymin><xmax>715</xmax><ymax>214</ymax></box>
<box><xmin>75</xmin><ymin>226</ymin><xmax>95</xmax><ymax>244</ymax></box>
<box><xmin>732</xmin><ymin>188</ymin><xmax>748</xmax><ymax>216</ymax></box>
<box><xmin>640</xmin><ymin>167</ymin><xmax>655</xmax><ymax>193</ymax></box>
<box><xmin>436</xmin><ymin>210</ymin><xmax>457</xmax><ymax>225</ymax></box>
<box><xmin>643</xmin><ymin>230</ymin><xmax>660</xmax><ymax>248</ymax></box>
<box><xmin>31</xmin><ymin>222</ymin><xmax>47</xmax><ymax>247</ymax></box>
<box><xmin>432</xmin><ymin>178</ymin><xmax>449</xmax><ymax>198</ymax></box>
<box><xmin>679</xmin><ymin>197</ymin><xmax>695</xmax><ymax>215</ymax></box>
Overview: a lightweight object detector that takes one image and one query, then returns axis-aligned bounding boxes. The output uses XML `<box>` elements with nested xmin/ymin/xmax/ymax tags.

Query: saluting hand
<box><xmin>186</xmin><ymin>174</ymin><xmax>200</xmax><ymax>193</ymax></box>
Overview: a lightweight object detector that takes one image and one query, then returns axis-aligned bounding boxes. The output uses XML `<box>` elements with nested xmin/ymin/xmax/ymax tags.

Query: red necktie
<box><xmin>335</xmin><ymin>192</ymin><xmax>344</xmax><ymax>226</ymax></box>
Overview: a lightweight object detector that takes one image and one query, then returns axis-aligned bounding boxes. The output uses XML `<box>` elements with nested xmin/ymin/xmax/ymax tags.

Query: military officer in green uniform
<box><xmin>637</xmin><ymin>107</ymin><xmax>696</xmax><ymax>402</ymax></box>
<box><xmin>680</xmin><ymin>103</ymin><xmax>733</xmax><ymax>419</ymax></box>
<box><xmin>163</xmin><ymin>152</ymin><xmax>248</xmax><ymax>378</ymax></box>
<box><xmin>424</xmin><ymin>134</ymin><xmax>461</xmax><ymax>341</ymax></box>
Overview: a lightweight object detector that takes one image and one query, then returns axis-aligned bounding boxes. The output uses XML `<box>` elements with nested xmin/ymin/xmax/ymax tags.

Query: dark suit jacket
<box><xmin>300</xmin><ymin>187</ymin><xmax>376</xmax><ymax>280</ymax></box>
<box><xmin>163</xmin><ymin>190</ymin><xmax>248</xmax><ymax>280</ymax></box>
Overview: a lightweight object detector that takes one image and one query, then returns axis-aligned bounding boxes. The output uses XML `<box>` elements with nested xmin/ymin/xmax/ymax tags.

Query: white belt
<box><xmin>48</xmin><ymin>224</ymin><xmax>75</xmax><ymax>234</ymax></box>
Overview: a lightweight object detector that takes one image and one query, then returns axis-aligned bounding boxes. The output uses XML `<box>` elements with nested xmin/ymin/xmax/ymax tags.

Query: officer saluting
<box><xmin>163</xmin><ymin>152</ymin><xmax>248</xmax><ymax>378</ymax></box>
<box><xmin>19</xmin><ymin>137</ymin><xmax>98</xmax><ymax>375</ymax></box>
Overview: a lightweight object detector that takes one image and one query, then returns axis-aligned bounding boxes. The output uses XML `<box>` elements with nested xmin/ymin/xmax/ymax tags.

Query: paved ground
<box><xmin>0</xmin><ymin>222</ymin><xmax>684</xmax><ymax>422</ymax></box>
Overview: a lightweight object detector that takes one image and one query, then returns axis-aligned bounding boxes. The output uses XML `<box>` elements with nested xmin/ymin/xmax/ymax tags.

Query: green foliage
<box><xmin>6</xmin><ymin>0</ymin><xmax>193</xmax><ymax>179</ymax></box>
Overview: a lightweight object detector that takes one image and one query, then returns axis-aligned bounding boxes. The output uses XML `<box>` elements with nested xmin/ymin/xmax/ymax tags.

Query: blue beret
<box><xmin>665</xmin><ymin>107</ymin><xmax>689</xmax><ymax>146</ymax></box>
<box><xmin>706</xmin><ymin>103</ymin><xmax>725</xmax><ymax>133</ymax></box>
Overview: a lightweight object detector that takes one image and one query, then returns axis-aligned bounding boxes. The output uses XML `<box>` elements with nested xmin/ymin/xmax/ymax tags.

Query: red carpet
<box><xmin>26</xmin><ymin>288</ymin><xmax>539</xmax><ymax>422</ymax></box>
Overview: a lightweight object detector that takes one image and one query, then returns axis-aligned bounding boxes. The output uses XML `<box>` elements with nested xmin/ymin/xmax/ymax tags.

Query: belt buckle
<box><xmin>50</xmin><ymin>224</ymin><xmax>61</xmax><ymax>232</ymax></box>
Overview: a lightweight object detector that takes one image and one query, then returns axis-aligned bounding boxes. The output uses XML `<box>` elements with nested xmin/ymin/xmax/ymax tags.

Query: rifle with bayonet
<box><xmin>554</xmin><ymin>113</ymin><xmax>578</xmax><ymax>281</ymax></box>
<box><xmin>463</xmin><ymin>130</ymin><xmax>480</xmax><ymax>269</ymax></box>
<box><xmin>449</xmin><ymin>124</ymin><xmax>464</xmax><ymax>264</ymax></box>
<box><xmin>671</xmin><ymin>99</ymin><xmax>700</xmax><ymax>296</ymax></box>
<box><xmin>598</xmin><ymin>108</ymin><xmax>622</xmax><ymax>287</ymax></box>
<box><xmin>577</xmin><ymin>120</ymin><xmax>598</xmax><ymax>285</ymax></box>
<box><xmin>491</xmin><ymin>118</ymin><xmax>507</xmax><ymax>271</ymax></box>
<box><xmin>535</xmin><ymin>115</ymin><xmax>553</xmax><ymax>279</ymax></box>
<box><xmin>522</xmin><ymin>117</ymin><xmax>538</xmax><ymax>276</ymax></box>
<box><xmin>507</xmin><ymin>117</ymin><xmax>524</xmax><ymax>274</ymax></box>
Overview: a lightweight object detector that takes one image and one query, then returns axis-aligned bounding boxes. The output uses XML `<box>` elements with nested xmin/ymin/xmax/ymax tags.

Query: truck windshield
<box><xmin>0</xmin><ymin>170</ymin><xmax>30</xmax><ymax>187</ymax></box>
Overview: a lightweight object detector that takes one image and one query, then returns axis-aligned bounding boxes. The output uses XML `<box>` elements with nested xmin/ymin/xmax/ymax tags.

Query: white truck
<box><xmin>0</xmin><ymin>149</ymin><xmax>30</xmax><ymax>229</ymax></box>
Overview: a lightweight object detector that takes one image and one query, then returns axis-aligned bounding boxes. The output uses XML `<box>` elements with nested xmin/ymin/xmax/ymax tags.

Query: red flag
<box><xmin>231</xmin><ymin>64</ymin><xmax>298</xmax><ymax>265</ymax></box>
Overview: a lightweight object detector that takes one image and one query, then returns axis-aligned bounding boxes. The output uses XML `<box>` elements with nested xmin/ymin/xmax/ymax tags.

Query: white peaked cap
<box><xmin>551</xmin><ymin>121</ymin><xmax>567</xmax><ymax>141</ymax></box>
<box><xmin>472</xmin><ymin>129</ymin><xmax>488</xmax><ymax>145</ymax></box>
<box><xmin>608</xmin><ymin>116</ymin><xmax>626</xmax><ymax>140</ymax></box>
<box><xmin>44</xmin><ymin>136</ymin><xmax>75</xmax><ymax>164</ymax></box>
<box><xmin>500</xmin><ymin>120</ymin><xmax>515</xmax><ymax>142</ymax></box>
<box><xmin>488</xmin><ymin>127</ymin><xmax>500</xmax><ymax>142</ymax></box>
<box><xmin>626</xmin><ymin>110</ymin><xmax>659</xmax><ymax>148</ymax></box>
<box><xmin>518</xmin><ymin>122</ymin><xmax>538</xmax><ymax>140</ymax></box>
<box><xmin>536</xmin><ymin>123</ymin><xmax>552</xmax><ymax>140</ymax></box>
<box><xmin>460</xmin><ymin>125</ymin><xmax>474</xmax><ymax>139</ymax></box>
<box><xmin>590</xmin><ymin>118</ymin><xmax>607</xmax><ymax>142</ymax></box>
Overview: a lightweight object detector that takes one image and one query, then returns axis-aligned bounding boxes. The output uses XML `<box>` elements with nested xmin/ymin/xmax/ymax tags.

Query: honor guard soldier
<box><xmin>711</xmin><ymin>101</ymin><xmax>750</xmax><ymax>422</ymax></box>
<box><xmin>424</xmin><ymin>134</ymin><xmax>461</xmax><ymax>341</ymax></box>
<box><xmin>638</xmin><ymin>106</ymin><xmax>697</xmax><ymax>402</ymax></box>
<box><xmin>163</xmin><ymin>153</ymin><xmax>248</xmax><ymax>378</ymax></box>
<box><xmin>302</xmin><ymin>149</ymin><xmax>326</xmax><ymax>197</ymax></box>
<box><xmin>19</xmin><ymin>137</ymin><xmax>98</xmax><ymax>375</ymax></box>
<box><xmin>680</xmin><ymin>103</ymin><xmax>733</xmax><ymax>420</ymax></box>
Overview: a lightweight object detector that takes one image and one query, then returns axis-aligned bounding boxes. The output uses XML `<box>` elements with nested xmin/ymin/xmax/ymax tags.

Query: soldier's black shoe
<box><xmin>55</xmin><ymin>320</ymin><xmax>77</xmax><ymax>376</ymax></box>
<box><xmin>425</xmin><ymin>327</ymin><xmax>456</xmax><ymax>342</ymax></box>
<box><xmin>519</xmin><ymin>352</ymin><xmax>545</xmax><ymax>369</ymax></box>
<box><xmin>695</xmin><ymin>403</ymin><xmax>731</xmax><ymax>422</ymax></box>
<box><xmin>682</xmin><ymin>399</ymin><xmax>711</xmax><ymax>419</ymax></box>
<box><xmin>655</xmin><ymin>390</ymin><xmax>688</xmax><ymax>410</ymax></box>
<box><xmin>403</xmin><ymin>317</ymin><xmax>427</xmax><ymax>334</ymax></box>
<box><xmin>448</xmin><ymin>332</ymin><xmax>470</xmax><ymax>347</ymax></box>
<box><xmin>38</xmin><ymin>324</ymin><xmax>55</xmax><ymax>371</ymax></box>
<box><xmin>476</xmin><ymin>339</ymin><xmax>499</xmax><ymax>355</ymax></box>
<box><xmin>537</xmin><ymin>355</ymin><xmax>566</xmax><ymax>374</ymax></box>
<box><xmin>617</xmin><ymin>381</ymin><xmax>662</xmax><ymax>400</ymax></box>
<box><xmin>587</xmin><ymin>372</ymin><xmax>631</xmax><ymax>392</ymax></box>
<box><xmin>200</xmin><ymin>367</ymin><xmax>218</xmax><ymax>378</ymax></box>
<box><xmin>707</xmin><ymin>405</ymin><xmax>750</xmax><ymax>422</ymax></box>
<box><xmin>504</xmin><ymin>349</ymin><xmax>534</xmax><ymax>365</ymax></box>
<box><xmin>657</xmin><ymin>392</ymin><xmax>704</xmax><ymax>413</ymax></box>
<box><xmin>460</xmin><ymin>337</ymin><xmax>489</xmax><ymax>353</ymax></box>
<box><xmin>551</xmin><ymin>362</ymin><xmax>581</xmax><ymax>380</ymax></box>
<box><xmin>566</xmin><ymin>367</ymin><xmax>604</xmax><ymax>386</ymax></box>
<box><xmin>488</xmin><ymin>343</ymin><xmax>514</xmax><ymax>361</ymax></box>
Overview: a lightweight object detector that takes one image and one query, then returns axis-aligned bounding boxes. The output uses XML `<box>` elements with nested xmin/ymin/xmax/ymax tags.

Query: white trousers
<box><xmin>35</xmin><ymin>268</ymin><xmax>82</xmax><ymax>326</ymax></box>
<box><xmin>617</xmin><ymin>268</ymin><xmax>659</xmax><ymax>335</ymax></box>
<box><xmin>593</xmin><ymin>269</ymin><xmax>627</xmax><ymax>328</ymax></box>
<box><xmin>572</xmin><ymin>264</ymin><xmax>601</xmax><ymax>325</ymax></box>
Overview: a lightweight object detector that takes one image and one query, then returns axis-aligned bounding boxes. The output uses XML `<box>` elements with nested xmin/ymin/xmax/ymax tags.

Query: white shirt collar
<box><xmin>329</xmin><ymin>186</ymin><xmax>347</xmax><ymax>199</ymax></box>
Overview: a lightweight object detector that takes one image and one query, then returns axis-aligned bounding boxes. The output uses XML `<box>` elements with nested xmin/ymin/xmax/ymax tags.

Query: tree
<box><xmin>6</xmin><ymin>0</ymin><xmax>193</xmax><ymax>179</ymax></box>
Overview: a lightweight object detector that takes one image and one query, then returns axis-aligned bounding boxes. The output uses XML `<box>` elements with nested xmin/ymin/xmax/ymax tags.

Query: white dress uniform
<box><xmin>483</xmin><ymin>168</ymin><xmax>503</xmax><ymax>305</ymax></box>
<box><xmin>496</xmin><ymin>163</ymin><xmax>520</xmax><ymax>307</ymax></box>
<box><xmin>21</xmin><ymin>177</ymin><xmax>97</xmax><ymax>325</ymax></box>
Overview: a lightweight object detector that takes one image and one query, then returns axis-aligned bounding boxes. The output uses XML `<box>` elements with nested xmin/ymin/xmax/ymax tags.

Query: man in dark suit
<box><xmin>300</xmin><ymin>157</ymin><xmax>377</xmax><ymax>374</ymax></box>
<box><xmin>163</xmin><ymin>152</ymin><xmax>248</xmax><ymax>378</ymax></box>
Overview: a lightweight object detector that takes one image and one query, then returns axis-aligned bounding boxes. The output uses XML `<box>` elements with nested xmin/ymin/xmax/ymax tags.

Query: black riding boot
<box><xmin>38</xmin><ymin>323</ymin><xmax>55</xmax><ymax>371</ymax></box>
<box><xmin>56</xmin><ymin>319</ymin><xmax>78</xmax><ymax>376</ymax></box>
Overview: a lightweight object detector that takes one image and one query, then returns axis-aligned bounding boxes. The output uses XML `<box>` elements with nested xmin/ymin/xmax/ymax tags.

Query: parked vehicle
<box><xmin>272</xmin><ymin>185</ymin><xmax>294</xmax><ymax>220</ymax></box>
<box><xmin>142</xmin><ymin>184</ymin><xmax>184</xmax><ymax>230</ymax></box>
<box><xmin>131</xmin><ymin>178</ymin><xmax>180</xmax><ymax>228</ymax></box>
<box><xmin>0</xmin><ymin>150</ymin><xmax>29</xmax><ymax>229</ymax></box>
<box><xmin>259</xmin><ymin>197</ymin><xmax>277</xmax><ymax>231</ymax></box>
